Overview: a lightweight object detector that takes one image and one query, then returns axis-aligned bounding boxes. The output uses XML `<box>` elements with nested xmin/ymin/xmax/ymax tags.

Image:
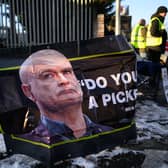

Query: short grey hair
<box><xmin>19</xmin><ymin>49</ymin><xmax>66</xmax><ymax>84</ymax></box>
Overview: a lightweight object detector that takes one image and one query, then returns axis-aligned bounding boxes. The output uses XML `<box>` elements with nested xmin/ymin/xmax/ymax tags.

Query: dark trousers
<box><xmin>147</xmin><ymin>48</ymin><xmax>161</xmax><ymax>63</ymax></box>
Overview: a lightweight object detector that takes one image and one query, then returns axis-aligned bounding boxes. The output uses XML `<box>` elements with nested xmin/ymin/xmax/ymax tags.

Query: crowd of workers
<box><xmin>131</xmin><ymin>6</ymin><xmax>168</xmax><ymax>97</ymax></box>
<box><xmin>131</xmin><ymin>6</ymin><xmax>167</xmax><ymax>63</ymax></box>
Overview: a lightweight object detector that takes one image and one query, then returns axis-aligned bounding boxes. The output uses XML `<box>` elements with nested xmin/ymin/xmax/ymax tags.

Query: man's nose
<box><xmin>57</xmin><ymin>73</ymin><xmax>69</xmax><ymax>85</ymax></box>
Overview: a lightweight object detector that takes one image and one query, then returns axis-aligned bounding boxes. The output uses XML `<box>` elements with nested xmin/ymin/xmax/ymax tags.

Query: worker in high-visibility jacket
<box><xmin>131</xmin><ymin>19</ymin><xmax>147</xmax><ymax>59</ymax></box>
<box><xmin>146</xmin><ymin>6</ymin><xmax>167</xmax><ymax>95</ymax></box>
<box><xmin>146</xmin><ymin>6</ymin><xmax>167</xmax><ymax>63</ymax></box>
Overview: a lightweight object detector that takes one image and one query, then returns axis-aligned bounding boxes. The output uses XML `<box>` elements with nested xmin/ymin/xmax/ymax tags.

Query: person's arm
<box><xmin>150</xmin><ymin>19</ymin><xmax>162</xmax><ymax>37</ymax></box>
<box><xmin>141</xmin><ymin>27</ymin><xmax>147</xmax><ymax>39</ymax></box>
<box><xmin>161</xmin><ymin>30</ymin><xmax>167</xmax><ymax>53</ymax></box>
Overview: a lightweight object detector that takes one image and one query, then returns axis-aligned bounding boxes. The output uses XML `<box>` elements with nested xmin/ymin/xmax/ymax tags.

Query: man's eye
<box><xmin>40</xmin><ymin>72</ymin><xmax>55</xmax><ymax>79</ymax></box>
<box><xmin>64</xmin><ymin>70</ymin><xmax>72</xmax><ymax>75</ymax></box>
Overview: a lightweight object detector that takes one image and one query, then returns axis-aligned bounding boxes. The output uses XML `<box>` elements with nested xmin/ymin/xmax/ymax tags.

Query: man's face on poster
<box><xmin>26</xmin><ymin>56</ymin><xmax>83</xmax><ymax>111</ymax></box>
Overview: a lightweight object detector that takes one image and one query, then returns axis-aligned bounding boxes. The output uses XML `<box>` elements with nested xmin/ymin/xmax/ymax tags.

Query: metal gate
<box><xmin>0</xmin><ymin>0</ymin><xmax>96</xmax><ymax>48</ymax></box>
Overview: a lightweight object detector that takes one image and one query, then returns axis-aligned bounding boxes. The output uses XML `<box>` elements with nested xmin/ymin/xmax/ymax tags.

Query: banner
<box><xmin>0</xmin><ymin>35</ymin><xmax>137</xmax><ymax>165</ymax></box>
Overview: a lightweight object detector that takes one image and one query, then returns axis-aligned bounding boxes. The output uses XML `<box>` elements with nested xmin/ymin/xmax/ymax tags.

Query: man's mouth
<box><xmin>58</xmin><ymin>89</ymin><xmax>76</xmax><ymax>96</ymax></box>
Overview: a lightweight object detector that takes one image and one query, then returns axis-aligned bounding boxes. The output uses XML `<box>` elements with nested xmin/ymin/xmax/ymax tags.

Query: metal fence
<box><xmin>0</xmin><ymin>0</ymin><xmax>97</xmax><ymax>48</ymax></box>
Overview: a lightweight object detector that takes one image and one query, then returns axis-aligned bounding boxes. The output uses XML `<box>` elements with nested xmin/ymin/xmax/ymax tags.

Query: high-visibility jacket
<box><xmin>146</xmin><ymin>17</ymin><xmax>165</xmax><ymax>47</ymax></box>
<box><xmin>131</xmin><ymin>24</ymin><xmax>146</xmax><ymax>49</ymax></box>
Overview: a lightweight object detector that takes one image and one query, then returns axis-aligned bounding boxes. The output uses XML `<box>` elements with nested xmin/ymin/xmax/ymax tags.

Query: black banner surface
<box><xmin>0</xmin><ymin>35</ymin><xmax>137</xmax><ymax>164</ymax></box>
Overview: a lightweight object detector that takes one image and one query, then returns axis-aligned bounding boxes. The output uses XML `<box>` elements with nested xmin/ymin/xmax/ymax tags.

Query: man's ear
<box><xmin>21</xmin><ymin>84</ymin><xmax>36</xmax><ymax>102</ymax></box>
